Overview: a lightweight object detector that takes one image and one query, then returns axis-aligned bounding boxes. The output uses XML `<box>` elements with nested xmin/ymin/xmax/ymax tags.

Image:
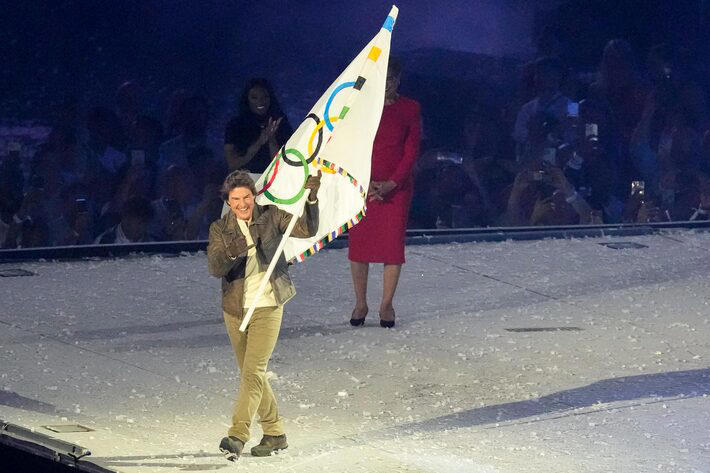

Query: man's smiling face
<box><xmin>228</xmin><ymin>186</ymin><xmax>255</xmax><ymax>221</ymax></box>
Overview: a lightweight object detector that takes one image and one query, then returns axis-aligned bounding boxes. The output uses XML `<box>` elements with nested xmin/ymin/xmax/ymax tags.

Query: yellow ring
<box><xmin>308</xmin><ymin>116</ymin><xmax>340</xmax><ymax>174</ymax></box>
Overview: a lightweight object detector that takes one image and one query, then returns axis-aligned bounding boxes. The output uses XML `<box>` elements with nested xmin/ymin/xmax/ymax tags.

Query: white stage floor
<box><xmin>2</xmin><ymin>232</ymin><xmax>709</xmax><ymax>472</ymax></box>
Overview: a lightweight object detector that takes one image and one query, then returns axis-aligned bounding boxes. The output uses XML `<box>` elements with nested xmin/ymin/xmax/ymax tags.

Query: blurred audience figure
<box><xmin>27</xmin><ymin>147</ymin><xmax>64</xmax><ymax>227</ymax></box>
<box><xmin>629</xmin><ymin>45</ymin><xmax>704</xmax><ymax>219</ymax></box>
<box><xmin>96</xmin><ymin>197</ymin><xmax>154</xmax><ymax>244</ymax></box>
<box><xmin>504</xmin><ymin>147</ymin><xmax>594</xmax><ymax>227</ymax></box>
<box><xmin>41</xmin><ymin>126</ymin><xmax>81</xmax><ymax>187</ymax></box>
<box><xmin>0</xmin><ymin>143</ymin><xmax>26</xmax><ymax>247</ymax></box>
<box><xmin>410</xmin><ymin>103</ymin><xmax>514</xmax><ymax>229</ymax></box>
<box><xmin>184</xmin><ymin>144</ymin><xmax>226</xmax><ymax>194</ymax></box>
<box><xmin>513</xmin><ymin>56</ymin><xmax>572</xmax><ymax>166</ymax></box>
<box><xmin>688</xmin><ymin>174</ymin><xmax>710</xmax><ymax>221</ymax></box>
<box><xmin>189</xmin><ymin>163</ymin><xmax>229</xmax><ymax>239</ymax></box>
<box><xmin>224</xmin><ymin>78</ymin><xmax>293</xmax><ymax>173</ymax></box>
<box><xmin>78</xmin><ymin>106</ymin><xmax>129</xmax><ymax>208</ymax></box>
<box><xmin>3</xmin><ymin>216</ymin><xmax>50</xmax><ymax>249</ymax></box>
<box><xmin>149</xmin><ymin>164</ymin><xmax>217</xmax><ymax>241</ymax></box>
<box><xmin>435</xmin><ymin>157</ymin><xmax>485</xmax><ymax>228</ymax></box>
<box><xmin>410</xmin><ymin>150</ymin><xmax>487</xmax><ymax>229</ymax></box>
<box><xmin>2</xmin><ymin>162</ymin><xmax>53</xmax><ymax>248</ymax></box>
<box><xmin>158</xmin><ymin>95</ymin><xmax>216</xmax><ymax>180</ymax></box>
<box><xmin>460</xmin><ymin>107</ymin><xmax>516</xmax><ymax>221</ymax></box>
<box><xmin>514</xmin><ymin>26</ymin><xmax>569</xmax><ymax>109</ymax></box>
<box><xmin>572</xmin><ymin>98</ymin><xmax>624</xmax><ymax>222</ymax></box>
<box><xmin>589</xmin><ymin>39</ymin><xmax>648</xmax><ymax>194</ymax></box>
<box><xmin>128</xmin><ymin>114</ymin><xmax>164</xmax><ymax>198</ymax></box>
<box><xmin>50</xmin><ymin>183</ymin><xmax>94</xmax><ymax>246</ymax></box>
<box><xmin>0</xmin><ymin>142</ymin><xmax>25</xmax><ymax>222</ymax></box>
<box><xmin>96</xmin><ymin>162</ymin><xmax>152</xmax><ymax>235</ymax></box>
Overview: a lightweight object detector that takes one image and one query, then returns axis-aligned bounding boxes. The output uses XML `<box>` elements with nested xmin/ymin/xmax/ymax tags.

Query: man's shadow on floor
<box><xmin>387</xmin><ymin>367</ymin><xmax>710</xmax><ymax>434</ymax></box>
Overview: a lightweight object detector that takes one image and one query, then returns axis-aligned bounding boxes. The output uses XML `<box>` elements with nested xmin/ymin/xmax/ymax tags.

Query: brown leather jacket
<box><xmin>207</xmin><ymin>202</ymin><xmax>319</xmax><ymax>315</ymax></box>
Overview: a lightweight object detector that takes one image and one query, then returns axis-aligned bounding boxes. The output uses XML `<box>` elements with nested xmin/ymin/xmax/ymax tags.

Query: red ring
<box><xmin>257</xmin><ymin>157</ymin><xmax>280</xmax><ymax>195</ymax></box>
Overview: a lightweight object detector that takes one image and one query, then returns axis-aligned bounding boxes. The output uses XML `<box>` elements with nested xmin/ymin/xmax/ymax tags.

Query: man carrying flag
<box><xmin>208</xmin><ymin>5</ymin><xmax>398</xmax><ymax>461</ymax></box>
<box><xmin>208</xmin><ymin>169</ymin><xmax>321</xmax><ymax>460</ymax></box>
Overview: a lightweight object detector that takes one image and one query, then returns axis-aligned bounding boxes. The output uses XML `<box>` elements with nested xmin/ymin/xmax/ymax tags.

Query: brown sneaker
<box><xmin>250</xmin><ymin>434</ymin><xmax>288</xmax><ymax>457</ymax></box>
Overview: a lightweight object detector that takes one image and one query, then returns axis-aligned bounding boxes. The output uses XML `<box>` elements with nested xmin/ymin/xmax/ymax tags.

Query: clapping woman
<box><xmin>224</xmin><ymin>78</ymin><xmax>293</xmax><ymax>173</ymax></box>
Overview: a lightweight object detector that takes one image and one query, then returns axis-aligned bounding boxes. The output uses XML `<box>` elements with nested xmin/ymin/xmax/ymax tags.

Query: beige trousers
<box><xmin>223</xmin><ymin>306</ymin><xmax>284</xmax><ymax>442</ymax></box>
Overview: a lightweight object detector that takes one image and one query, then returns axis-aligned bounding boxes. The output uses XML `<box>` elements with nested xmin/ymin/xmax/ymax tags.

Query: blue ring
<box><xmin>324</xmin><ymin>81</ymin><xmax>356</xmax><ymax>132</ymax></box>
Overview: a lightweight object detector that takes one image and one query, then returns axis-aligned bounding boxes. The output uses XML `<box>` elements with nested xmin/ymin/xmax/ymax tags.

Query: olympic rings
<box><xmin>259</xmin><ymin>79</ymin><xmax>361</xmax><ymax>203</ymax></box>
<box><xmin>262</xmin><ymin>148</ymin><xmax>310</xmax><ymax>204</ymax></box>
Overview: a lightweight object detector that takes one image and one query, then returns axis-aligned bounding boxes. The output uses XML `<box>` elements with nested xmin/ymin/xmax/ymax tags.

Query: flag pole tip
<box><xmin>383</xmin><ymin>7</ymin><xmax>398</xmax><ymax>32</ymax></box>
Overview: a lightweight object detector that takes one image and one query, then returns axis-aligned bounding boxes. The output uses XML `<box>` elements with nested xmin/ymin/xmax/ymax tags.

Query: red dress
<box><xmin>348</xmin><ymin>96</ymin><xmax>422</xmax><ymax>264</ymax></box>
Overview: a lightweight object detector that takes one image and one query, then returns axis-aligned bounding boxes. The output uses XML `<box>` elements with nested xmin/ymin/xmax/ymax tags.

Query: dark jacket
<box><xmin>207</xmin><ymin>202</ymin><xmax>318</xmax><ymax>315</ymax></box>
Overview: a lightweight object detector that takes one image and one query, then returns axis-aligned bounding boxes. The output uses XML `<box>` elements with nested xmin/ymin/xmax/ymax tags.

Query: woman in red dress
<box><xmin>347</xmin><ymin>58</ymin><xmax>421</xmax><ymax>328</ymax></box>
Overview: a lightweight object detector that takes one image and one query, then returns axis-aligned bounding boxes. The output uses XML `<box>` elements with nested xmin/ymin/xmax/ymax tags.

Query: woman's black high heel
<box><xmin>379</xmin><ymin>309</ymin><xmax>395</xmax><ymax>328</ymax></box>
<box><xmin>350</xmin><ymin>308</ymin><xmax>368</xmax><ymax>326</ymax></box>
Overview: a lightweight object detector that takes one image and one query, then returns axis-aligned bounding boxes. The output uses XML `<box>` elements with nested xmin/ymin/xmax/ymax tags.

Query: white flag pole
<box><xmin>238</xmin><ymin>194</ymin><xmax>308</xmax><ymax>332</ymax></box>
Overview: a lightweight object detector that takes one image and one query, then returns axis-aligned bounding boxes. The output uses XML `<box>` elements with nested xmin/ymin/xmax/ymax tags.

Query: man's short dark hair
<box><xmin>220</xmin><ymin>170</ymin><xmax>257</xmax><ymax>202</ymax></box>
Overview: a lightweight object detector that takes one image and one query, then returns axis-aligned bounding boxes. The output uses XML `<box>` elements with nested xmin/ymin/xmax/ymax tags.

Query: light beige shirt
<box><xmin>237</xmin><ymin>218</ymin><xmax>278</xmax><ymax>308</ymax></box>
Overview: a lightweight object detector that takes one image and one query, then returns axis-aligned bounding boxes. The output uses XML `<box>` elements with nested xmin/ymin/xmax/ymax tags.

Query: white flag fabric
<box><xmin>253</xmin><ymin>6</ymin><xmax>398</xmax><ymax>262</ymax></box>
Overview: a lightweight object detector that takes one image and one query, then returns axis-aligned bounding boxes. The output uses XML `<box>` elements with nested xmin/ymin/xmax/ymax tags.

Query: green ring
<box><xmin>264</xmin><ymin>148</ymin><xmax>309</xmax><ymax>204</ymax></box>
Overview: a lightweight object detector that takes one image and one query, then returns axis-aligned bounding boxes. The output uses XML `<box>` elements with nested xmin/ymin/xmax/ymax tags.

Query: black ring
<box><xmin>280</xmin><ymin>113</ymin><xmax>322</xmax><ymax>166</ymax></box>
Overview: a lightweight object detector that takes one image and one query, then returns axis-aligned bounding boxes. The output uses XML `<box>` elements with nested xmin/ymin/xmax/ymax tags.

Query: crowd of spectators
<box><xmin>1</xmin><ymin>37</ymin><xmax>709</xmax><ymax>249</ymax></box>
<box><xmin>0</xmin><ymin>84</ymin><xmax>228</xmax><ymax>248</ymax></box>
<box><xmin>411</xmin><ymin>39</ymin><xmax>710</xmax><ymax>229</ymax></box>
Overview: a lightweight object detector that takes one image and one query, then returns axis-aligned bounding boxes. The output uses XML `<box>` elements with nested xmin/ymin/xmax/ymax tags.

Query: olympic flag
<box><xmin>254</xmin><ymin>6</ymin><xmax>398</xmax><ymax>262</ymax></box>
<box><xmin>238</xmin><ymin>6</ymin><xmax>398</xmax><ymax>331</ymax></box>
